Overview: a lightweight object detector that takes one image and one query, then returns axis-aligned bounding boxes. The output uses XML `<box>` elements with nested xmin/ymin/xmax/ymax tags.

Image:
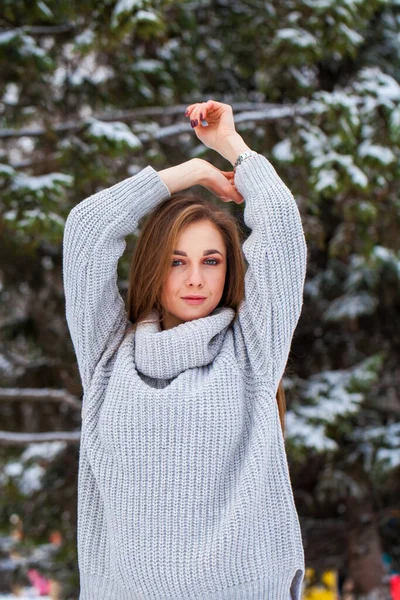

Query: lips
<box><xmin>181</xmin><ymin>296</ymin><xmax>207</xmax><ymax>305</ymax></box>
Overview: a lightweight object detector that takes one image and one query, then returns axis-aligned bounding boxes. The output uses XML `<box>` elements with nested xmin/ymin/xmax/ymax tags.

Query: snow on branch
<box><xmin>0</xmin><ymin>387</ymin><xmax>81</xmax><ymax>410</ymax></box>
<box><xmin>0</xmin><ymin>101</ymin><xmax>318</xmax><ymax>140</ymax></box>
<box><xmin>0</xmin><ymin>430</ymin><xmax>80</xmax><ymax>446</ymax></box>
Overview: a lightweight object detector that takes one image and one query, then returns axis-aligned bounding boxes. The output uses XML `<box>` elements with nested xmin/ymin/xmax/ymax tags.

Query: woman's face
<box><xmin>160</xmin><ymin>220</ymin><xmax>227</xmax><ymax>330</ymax></box>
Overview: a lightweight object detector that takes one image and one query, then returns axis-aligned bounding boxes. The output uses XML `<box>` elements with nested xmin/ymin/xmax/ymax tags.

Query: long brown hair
<box><xmin>126</xmin><ymin>191</ymin><xmax>287</xmax><ymax>436</ymax></box>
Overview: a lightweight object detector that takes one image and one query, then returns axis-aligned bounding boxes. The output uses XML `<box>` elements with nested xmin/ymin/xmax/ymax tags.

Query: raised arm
<box><xmin>62</xmin><ymin>166</ymin><xmax>172</xmax><ymax>393</ymax></box>
<box><xmin>184</xmin><ymin>101</ymin><xmax>307</xmax><ymax>390</ymax></box>
<box><xmin>228</xmin><ymin>141</ymin><xmax>307</xmax><ymax>390</ymax></box>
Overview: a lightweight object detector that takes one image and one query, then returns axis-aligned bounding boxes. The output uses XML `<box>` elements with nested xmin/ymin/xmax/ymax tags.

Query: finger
<box><xmin>188</xmin><ymin>104</ymin><xmax>201</xmax><ymax>128</ymax></box>
<box><xmin>219</xmin><ymin>169</ymin><xmax>235</xmax><ymax>176</ymax></box>
<box><xmin>233</xmin><ymin>192</ymin><xmax>244</xmax><ymax>204</ymax></box>
<box><xmin>192</xmin><ymin>107</ymin><xmax>200</xmax><ymax>128</ymax></box>
<box><xmin>199</xmin><ymin>102</ymin><xmax>208</xmax><ymax>126</ymax></box>
<box><xmin>186</xmin><ymin>102</ymin><xmax>205</xmax><ymax>122</ymax></box>
<box><xmin>185</xmin><ymin>103</ymin><xmax>197</xmax><ymax>113</ymax></box>
<box><xmin>193</xmin><ymin>102</ymin><xmax>207</xmax><ymax>128</ymax></box>
<box><xmin>221</xmin><ymin>171</ymin><xmax>235</xmax><ymax>182</ymax></box>
<box><xmin>205</xmin><ymin>100</ymin><xmax>221</xmax><ymax>112</ymax></box>
<box><xmin>190</xmin><ymin>100</ymin><xmax>220</xmax><ymax>126</ymax></box>
<box><xmin>221</xmin><ymin>181</ymin><xmax>235</xmax><ymax>197</ymax></box>
<box><xmin>184</xmin><ymin>104</ymin><xmax>198</xmax><ymax>117</ymax></box>
<box><xmin>225</xmin><ymin>181</ymin><xmax>243</xmax><ymax>203</ymax></box>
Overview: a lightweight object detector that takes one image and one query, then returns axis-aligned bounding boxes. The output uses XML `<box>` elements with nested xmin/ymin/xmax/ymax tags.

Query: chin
<box><xmin>164</xmin><ymin>300</ymin><xmax>219</xmax><ymax>326</ymax></box>
<box><xmin>181</xmin><ymin>307</ymin><xmax>207</xmax><ymax>318</ymax></box>
<box><xmin>184</xmin><ymin>304</ymin><xmax>217</xmax><ymax>318</ymax></box>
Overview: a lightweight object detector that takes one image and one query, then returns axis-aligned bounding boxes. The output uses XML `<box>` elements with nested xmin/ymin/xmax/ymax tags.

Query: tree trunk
<box><xmin>345</xmin><ymin>495</ymin><xmax>391</xmax><ymax>599</ymax></box>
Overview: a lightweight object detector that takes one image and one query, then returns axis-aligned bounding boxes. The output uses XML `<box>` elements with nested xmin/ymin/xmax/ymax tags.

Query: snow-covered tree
<box><xmin>1</xmin><ymin>0</ymin><xmax>399</xmax><ymax>597</ymax></box>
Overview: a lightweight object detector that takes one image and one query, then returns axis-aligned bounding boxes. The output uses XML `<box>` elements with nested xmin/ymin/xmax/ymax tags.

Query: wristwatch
<box><xmin>234</xmin><ymin>150</ymin><xmax>257</xmax><ymax>172</ymax></box>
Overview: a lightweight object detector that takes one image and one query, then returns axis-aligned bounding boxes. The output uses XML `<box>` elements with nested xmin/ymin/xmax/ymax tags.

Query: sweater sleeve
<box><xmin>232</xmin><ymin>153</ymin><xmax>307</xmax><ymax>391</ymax></box>
<box><xmin>62</xmin><ymin>165</ymin><xmax>172</xmax><ymax>393</ymax></box>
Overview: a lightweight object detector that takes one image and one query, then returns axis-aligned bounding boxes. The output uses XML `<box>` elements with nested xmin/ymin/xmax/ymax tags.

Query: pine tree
<box><xmin>0</xmin><ymin>1</ymin><xmax>399</xmax><ymax>597</ymax></box>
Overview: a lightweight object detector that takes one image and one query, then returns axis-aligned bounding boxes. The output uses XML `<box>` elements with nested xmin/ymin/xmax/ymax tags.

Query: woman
<box><xmin>63</xmin><ymin>100</ymin><xmax>308</xmax><ymax>599</ymax></box>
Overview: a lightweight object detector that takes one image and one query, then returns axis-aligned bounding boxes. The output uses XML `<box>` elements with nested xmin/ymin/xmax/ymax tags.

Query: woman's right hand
<box><xmin>184</xmin><ymin>100</ymin><xmax>237</xmax><ymax>154</ymax></box>
<box><xmin>197</xmin><ymin>160</ymin><xmax>244</xmax><ymax>204</ymax></box>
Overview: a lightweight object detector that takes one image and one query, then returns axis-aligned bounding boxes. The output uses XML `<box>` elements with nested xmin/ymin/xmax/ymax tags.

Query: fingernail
<box><xmin>191</xmin><ymin>120</ymin><xmax>194</xmax><ymax>128</ymax></box>
<box><xmin>200</xmin><ymin>112</ymin><xmax>203</xmax><ymax>120</ymax></box>
<box><xmin>194</xmin><ymin>119</ymin><xmax>198</xmax><ymax>127</ymax></box>
<box><xmin>185</xmin><ymin>110</ymin><xmax>189</xmax><ymax>116</ymax></box>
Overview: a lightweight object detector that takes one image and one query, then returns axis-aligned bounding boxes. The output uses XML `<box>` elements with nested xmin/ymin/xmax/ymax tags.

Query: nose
<box><xmin>185</xmin><ymin>264</ymin><xmax>205</xmax><ymax>287</ymax></box>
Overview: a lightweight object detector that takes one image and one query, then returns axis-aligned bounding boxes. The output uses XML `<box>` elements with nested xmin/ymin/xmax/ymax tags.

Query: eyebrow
<box><xmin>173</xmin><ymin>249</ymin><xmax>224</xmax><ymax>257</ymax></box>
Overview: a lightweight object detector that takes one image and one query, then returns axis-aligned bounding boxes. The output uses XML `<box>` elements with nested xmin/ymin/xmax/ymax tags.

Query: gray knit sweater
<box><xmin>63</xmin><ymin>153</ymin><xmax>308</xmax><ymax>600</ymax></box>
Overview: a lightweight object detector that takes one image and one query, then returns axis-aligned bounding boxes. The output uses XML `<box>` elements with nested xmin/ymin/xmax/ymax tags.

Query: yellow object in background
<box><xmin>303</xmin><ymin>568</ymin><xmax>338</xmax><ymax>599</ymax></box>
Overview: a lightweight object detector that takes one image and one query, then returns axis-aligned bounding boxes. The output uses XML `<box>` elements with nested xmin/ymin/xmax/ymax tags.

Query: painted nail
<box><xmin>200</xmin><ymin>112</ymin><xmax>203</xmax><ymax>120</ymax></box>
<box><xmin>194</xmin><ymin>119</ymin><xmax>198</xmax><ymax>127</ymax></box>
<box><xmin>191</xmin><ymin>120</ymin><xmax>194</xmax><ymax>128</ymax></box>
<box><xmin>185</xmin><ymin>110</ymin><xmax>189</xmax><ymax>116</ymax></box>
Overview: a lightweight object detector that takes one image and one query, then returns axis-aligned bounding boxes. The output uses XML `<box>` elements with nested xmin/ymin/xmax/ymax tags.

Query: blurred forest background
<box><xmin>0</xmin><ymin>0</ymin><xmax>400</xmax><ymax>598</ymax></box>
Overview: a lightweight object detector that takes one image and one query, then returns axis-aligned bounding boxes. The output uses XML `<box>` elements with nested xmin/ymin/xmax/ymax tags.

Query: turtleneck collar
<box><xmin>133</xmin><ymin>306</ymin><xmax>236</xmax><ymax>380</ymax></box>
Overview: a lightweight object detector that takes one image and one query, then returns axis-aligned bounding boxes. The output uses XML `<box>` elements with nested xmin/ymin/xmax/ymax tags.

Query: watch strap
<box><xmin>234</xmin><ymin>150</ymin><xmax>258</xmax><ymax>171</ymax></box>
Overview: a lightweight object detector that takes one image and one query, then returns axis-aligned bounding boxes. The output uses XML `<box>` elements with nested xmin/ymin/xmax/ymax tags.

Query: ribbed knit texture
<box><xmin>63</xmin><ymin>153</ymin><xmax>308</xmax><ymax>599</ymax></box>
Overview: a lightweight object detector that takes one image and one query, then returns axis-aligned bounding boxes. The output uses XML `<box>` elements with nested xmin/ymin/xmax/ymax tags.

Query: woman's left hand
<box><xmin>197</xmin><ymin>159</ymin><xmax>244</xmax><ymax>204</ymax></box>
<box><xmin>185</xmin><ymin>100</ymin><xmax>237</xmax><ymax>155</ymax></box>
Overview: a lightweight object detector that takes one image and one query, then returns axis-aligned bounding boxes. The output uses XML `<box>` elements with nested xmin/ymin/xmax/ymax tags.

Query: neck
<box><xmin>160</xmin><ymin>310</ymin><xmax>185</xmax><ymax>331</ymax></box>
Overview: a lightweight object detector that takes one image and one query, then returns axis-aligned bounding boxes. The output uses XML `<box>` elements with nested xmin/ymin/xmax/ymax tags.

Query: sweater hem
<box><xmin>79</xmin><ymin>566</ymin><xmax>302</xmax><ymax>599</ymax></box>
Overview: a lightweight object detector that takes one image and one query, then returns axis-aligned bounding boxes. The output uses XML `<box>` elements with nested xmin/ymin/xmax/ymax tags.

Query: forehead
<box><xmin>177</xmin><ymin>220</ymin><xmax>222</xmax><ymax>240</ymax></box>
<box><xmin>174</xmin><ymin>221</ymin><xmax>225</xmax><ymax>254</ymax></box>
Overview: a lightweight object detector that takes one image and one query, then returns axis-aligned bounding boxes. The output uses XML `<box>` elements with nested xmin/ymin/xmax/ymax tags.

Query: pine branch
<box><xmin>0</xmin><ymin>102</ymin><xmax>306</xmax><ymax>140</ymax></box>
<box><xmin>18</xmin><ymin>24</ymin><xmax>76</xmax><ymax>35</ymax></box>
<box><xmin>0</xmin><ymin>430</ymin><xmax>80</xmax><ymax>446</ymax></box>
<box><xmin>0</xmin><ymin>387</ymin><xmax>81</xmax><ymax>410</ymax></box>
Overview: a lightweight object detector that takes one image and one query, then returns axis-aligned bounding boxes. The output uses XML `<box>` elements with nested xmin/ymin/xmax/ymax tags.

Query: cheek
<box><xmin>162</xmin><ymin>274</ymin><xmax>179</xmax><ymax>297</ymax></box>
<box><xmin>210</xmin><ymin>268</ymin><xmax>226</xmax><ymax>289</ymax></box>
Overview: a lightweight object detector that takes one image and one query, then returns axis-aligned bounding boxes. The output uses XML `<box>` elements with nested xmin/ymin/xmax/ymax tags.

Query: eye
<box><xmin>171</xmin><ymin>258</ymin><xmax>220</xmax><ymax>267</ymax></box>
